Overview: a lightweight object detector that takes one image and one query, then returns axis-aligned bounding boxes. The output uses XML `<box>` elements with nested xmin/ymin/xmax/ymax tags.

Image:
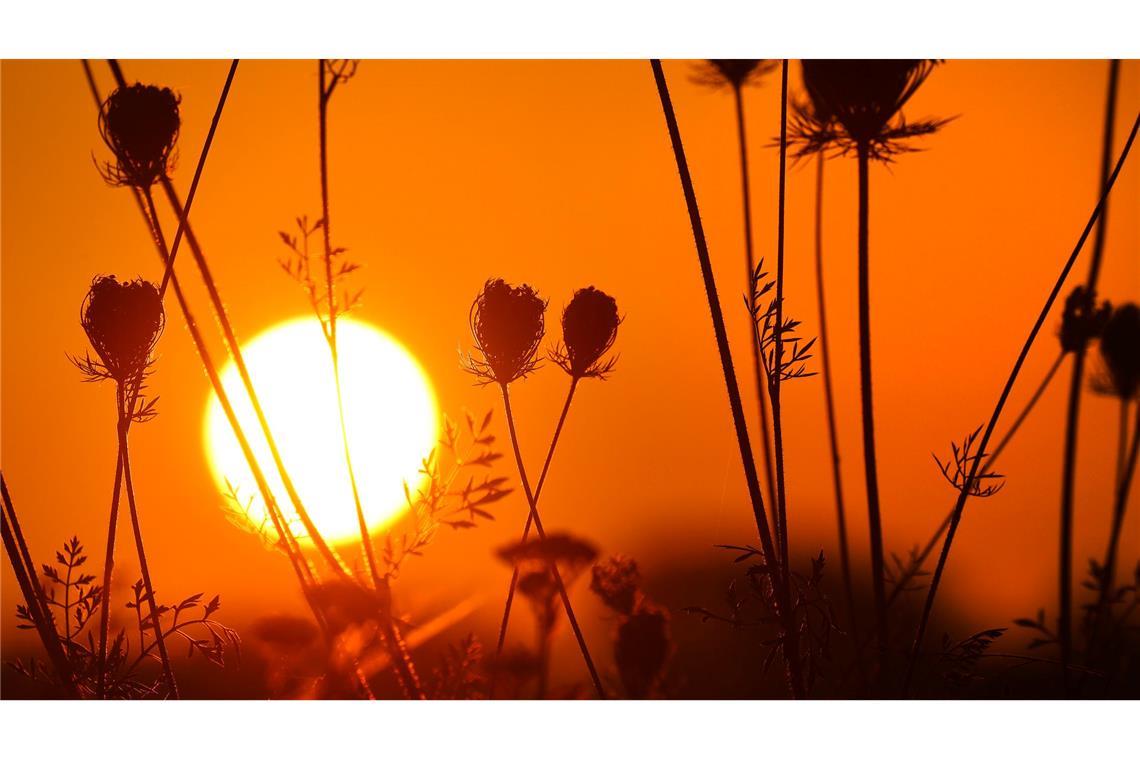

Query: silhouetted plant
<box><xmin>694</xmin><ymin>58</ymin><xmax>779</xmax><ymax>517</ymax></box>
<box><xmin>497</xmin><ymin>532</ymin><xmax>598</xmax><ymax>697</ymax></box>
<box><xmin>492</xmin><ymin>286</ymin><xmax>621</xmax><ymax>684</ymax></box>
<box><xmin>1055</xmin><ymin>59</ymin><xmax>1120</xmax><ymax>693</ymax></box>
<box><xmin>934</xmin><ymin>425</ymin><xmax>1006</xmax><ymax>498</ymax></box>
<box><xmin>591</xmin><ymin>555</ymin><xmax>673</xmax><ymax>698</ymax></box>
<box><xmin>790</xmin><ymin>60</ymin><xmax>946</xmax><ymax>676</ymax></box>
<box><xmin>98</xmin><ymin>83</ymin><xmax>180</xmax><ymax>190</ymax></box>
<box><xmin>905</xmin><ymin>109</ymin><xmax>1140</xmax><ymax>693</ymax></box>
<box><xmin>466</xmin><ymin>279</ymin><xmax>607</xmax><ymax>697</ymax></box>
<box><xmin>649</xmin><ymin>59</ymin><xmax>803</xmax><ymax>698</ymax></box>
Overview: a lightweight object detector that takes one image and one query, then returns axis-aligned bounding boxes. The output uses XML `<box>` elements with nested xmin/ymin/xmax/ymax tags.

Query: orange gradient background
<box><xmin>2</xmin><ymin>60</ymin><xmax>1138</xmax><ymax>691</ymax></box>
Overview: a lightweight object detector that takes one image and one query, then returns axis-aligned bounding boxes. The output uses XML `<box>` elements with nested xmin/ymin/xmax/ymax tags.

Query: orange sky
<box><xmin>2</xmin><ymin>60</ymin><xmax>1138</xmax><ymax>680</ymax></box>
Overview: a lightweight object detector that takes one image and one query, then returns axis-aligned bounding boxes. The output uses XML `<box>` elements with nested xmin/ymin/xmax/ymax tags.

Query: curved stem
<box><xmin>650</xmin><ymin>59</ymin><xmax>803</xmax><ymax>698</ymax></box>
<box><xmin>499</xmin><ymin>383</ymin><xmax>605</xmax><ymax>698</ymax></box>
<box><xmin>1056</xmin><ymin>58</ymin><xmax>1118</xmax><ymax>695</ymax></box>
<box><xmin>118</xmin><ymin>417</ymin><xmax>179</xmax><ymax>697</ymax></box>
<box><xmin>491</xmin><ymin>377</ymin><xmax>578</xmax><ymax>695</ymax></box>
<box><xmin>904</xmin><ymin>109</ymin><xmax>1139</xmax><ymax>694</ymax></box>
<box><xmin>1101</xmin><ymin>402</ymin><xmax>1139</xmax><ymax>602</ymax></box>
<box><xmin>95</xmin><ymin>425</ymin><xmax>125</xmax><ymax>698</ymax></box>
<box><xmin>771</xmin><ymin>60</ymin><xmax>791</xmax><ymax>573</ymax></box>
<box><xmin>856</xmin><ymin>144</ymin><xmax>888</xmax><ymax>671</ymax></box>
<box><xmin>987</xmin><ymin>351</ymin><xmax>1066</xmax><ymax>468</ymax></box>
<box><xmin>733</xmin><ymin>82</ymin><xmax>778</xmax><ymax>521</ymax></box>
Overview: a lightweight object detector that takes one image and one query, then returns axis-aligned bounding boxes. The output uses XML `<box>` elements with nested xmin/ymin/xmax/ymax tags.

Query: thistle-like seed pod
<box><xmin>1059</xmin><ymin>285</ymin><xmax>1111</xmax><ymax>354</ymax></box>
<box><xmin>693</xmin><ymin>59</ymin><xmax>777</xmax><ymax>90</ymax></box>
<box><xmin>465</xmin><ymin>278</ymin><xmax>546</xmax><ymax>385</ymax></box>
<box><xmin>791</xmin><ymin>60</ymin><xmax>946</xmax><ymax>160</ymax></box>
<box><xmin>614</xmin><ymin>602</ymin><xmax>670</xmax><ymax>699</ymax></box>
<box><xmin>551</xmin><ymin>286</ymin><xmax>621</xmax><ymax>380</ymax></box>
<box><xmin>80</xmin><ymin>275</ymin><xmax>164</xmax><ymax>381</ymax></box>
<box><xmin>99</xmin><ymin>83</ymin><xmax>181</xmax><ymax>188</ymax></box>
<box><xmin>1094</xmin><ymin>303</ymin><xmax>1140</xmax><ymax>400</ymax></box>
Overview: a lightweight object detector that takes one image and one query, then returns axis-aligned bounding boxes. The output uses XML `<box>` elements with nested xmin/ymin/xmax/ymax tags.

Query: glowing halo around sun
<box><xmin>203</xmin><ymin>317</ymin><xmax>439</xmax><ymax>545</ymax></box>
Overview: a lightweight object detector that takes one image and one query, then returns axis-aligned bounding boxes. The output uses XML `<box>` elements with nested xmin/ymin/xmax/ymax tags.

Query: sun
<box><xmin>203</xmin><ymin>317</ymin><xmax>439</xmax><ymax>545</ymax></box>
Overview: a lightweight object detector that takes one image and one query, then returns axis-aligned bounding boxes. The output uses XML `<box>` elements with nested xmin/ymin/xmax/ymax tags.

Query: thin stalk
<box><xmin>733</xmin><ymin>81</ymin><xmax>778</xmax><ymax>519</ymax></box>
<box><xmin>499</xmin><ymin>383</ymin><xmax>605</xmax><ymax>698</ymax></box>
<box><xmin>1101</xmin><ymin>402</ymin><xmax>1139</xmax><ymax>601</ymax></box>
<box><xmin>1115</xmin><ymin>399</ymin><xmax>1128</xmax><ymax>489</ymax></box>
<box><xmin>117</xmin><ymin>420</ymin><xmax>179</xmax><ymax>697</ymax></box>
<box><xmin>95</xmin><ymin>402</ymin><xmax>126</xmax><ymax>698</ymax></box>
<box><xmin>856</xmin><ymin>143</ymin><xmax>889</xmax><ymax>668</ymax></box>
<box><xmin>904</xmin><ymin>110</ymin><xmax>1140</xmax><ymax>693</ymax></box>
<box><xmin>1057</xmin><ymin>58</ymin><xmax>1119</xmax><ymax>694</ymax></box>
<box><xmin>770</xmin><ymin>60</ymin><xmax>791</xmax><ymax>573</ymax></box>
<box><xmin>492</xmin><ymin>377</ymin><xmax>579</xmax><ymax>695</ymax></box>
<box><xmin>107</xmin><ymin>59</ymin><xmax>348</xmax><ymax>580</ymax></box>
<box><xmin>813</xmin><ymin>152</ymin><xmax>859</xmax><ymax>644</ymax></box>
<box><xmin>650</xmin><ymin>59</ymin><xmax>804</xmax><ymax>698</ymax></box>
<box><xmin>1</xmin><ymin>476</ymin><xmax>80</xmax><ymax>696</ymax></box>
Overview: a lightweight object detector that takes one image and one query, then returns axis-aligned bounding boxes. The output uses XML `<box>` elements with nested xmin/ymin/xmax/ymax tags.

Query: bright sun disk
<box><xmin>203</xmin><ymin>317</ymin><xmax>439</xmax><ymax>545</ymax></box>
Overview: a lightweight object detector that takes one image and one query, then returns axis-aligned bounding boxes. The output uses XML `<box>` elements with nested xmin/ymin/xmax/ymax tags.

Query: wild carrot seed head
<box><xmin>551</xmin><ymin>286</ymin><xmax>621</xmax><ymax>380</ymax></box>
<box><xmin>792</xmin><ymin>60</ymin><xmax>946</xmax><ymax>161</ymax></box>
<box><xmin>465</xmin><ymin>278</ymin><xmax>546</xmax><ymax>385</ymax></box>
<box><xmin>1094</xmin><ymin>302</ymin><xmax>1140</xmax><ymax>400</ymax></box>
<box><xmin>693</xmin><ymin>59</ymin><xmax>777</xmax><ymax>90</ymax></box>
<box><xmin>1059</xmin><ymin>285</ymin><xmax>1111</xmax><ymax>353</ymax></box>
<box><xmin>98</xmin><ymin>83</ymin><xmax>181</xmax><ymax>189</ymax></box>
<box><xmin>80</xmin><ymin>275</ymin><xmax>164</xmax><ymax>381</ymax></box>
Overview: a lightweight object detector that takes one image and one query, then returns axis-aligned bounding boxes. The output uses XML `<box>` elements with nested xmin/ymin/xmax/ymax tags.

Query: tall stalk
<box><xmin>812</xmin><ymin>151</ymin><xmax>857</xmax><ymax>638</ymax></box>
<box><xmin>1</xmin><ymin>476</ymin><xmax>80</xmax><ymax>696</ymax></box>
<box><xmin>1100</xmin><ymin>402</ymin><xmax>1139</xmax><ymax>604</ymax></box>
<box><xmin>498</xmin><ymin>383</ymin><xmax>605</xmax><ymax>698</ymax></box>
<box><xmin>904</xmin><ymin>110</ymin><xmax>1140</xmax><ymax>693</ymax></box>
<box><xmin>105</xmin><ymin>59</ymin><xmax>348</xmax><ymax>580</ymax></box>
<box><xmin>731</xmin><ymin>80</ymin><xmax>778</xmax><ymax>518</ymax></box>
<box><xmin>1057</xmin><ymin>59</ymin><xmax>1119</xmax><ymax>692</ymax></box>
<box><xmin>493</xmin><ymin>378</ymin><xmax>578</xmax><ymax>661</ymax></box>
<box><xmin>855</xmin><ymin>142</ymin><xmax>889</xmax><ymax>668</ymax></box>
<box><xmin>650</xmin><ymin>59</ymin><xmax>803</xmax><ymax>698</ymax></box>
<box><xmin>770</xmin><ymin>60</ymin><xmax>792</xmax><ymax>572</ymax></box>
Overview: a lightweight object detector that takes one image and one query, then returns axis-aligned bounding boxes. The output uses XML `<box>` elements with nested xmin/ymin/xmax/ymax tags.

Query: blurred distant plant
<box><xmin>591</xmin><ymin>555</ymin><xmax>672</xmax><ymax>698</ymax></box>
<box><xmin>497</xmin><ymin>533</ymin><xmax>598</xmax><ymax>697</ymax></box>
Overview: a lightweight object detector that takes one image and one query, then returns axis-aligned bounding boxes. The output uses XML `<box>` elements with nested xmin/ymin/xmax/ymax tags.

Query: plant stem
<box><xmin>650</xmin><ymin>59</ymin><xmax>803</xmax><ymax>698</ymax></box>
<box><xmin>107</xmin><ymin>59</ymin><xmax>348</xmax><ymax>581</ymax></box>
<box><xmin>986</xmin><ymin>351</ymin><xmax>1066</xmax><ymax>467</ymax></box>
<box><xmin>1</xmin><ymin>476</ymin><xmax>79</xmax><ymax>696</ymax></box>
<box><xmin>732</xmin><ymin>81</ymin><xmax>778</xmax><ymax>520</ymax></box>
<box><xmin>499</xmin><ymin>383</ymin><xmax>605</xmax><ymax>698</ymax></box>
<box><xmin>117</xmin><ymin>416</ymin><xmax>179</xmax><ymax>697</ymax></box>
<box><xmin>1100</xmin><ymin>402</ymin><xmax>1139</xmax><ymax>603</ymax></box>
<box><xmin>491</xmin><ymin>377</ymin><xmax>579</xmax><ymax>695</ymax></box>
<box><xmin>904</xmin><ymin>110</ymin><xmax>1140</xmax><ymax>694</ymax></box>
<box><xmin>856</xmin><ymin>143</ymin><xmax>889</xmax><ymax>672</ymax></box>
<box><xmin>95</xmin><ymin>402</ymin><xmax>126</xmax><ymax>698</ymax></box>
<box><xmin>771</xmin><ymin>60</ymin><xmax>791</xmax><ymax>574</ymax></box>
<box><xmin>1056</xmin><ymin>58</ymin><xmax>1119</xmax><ymax>695</ymax></box>
<box><xmin>813</xmin><ymin>151</ymin><xmax>859</xmax><ymax>644</ymax></box>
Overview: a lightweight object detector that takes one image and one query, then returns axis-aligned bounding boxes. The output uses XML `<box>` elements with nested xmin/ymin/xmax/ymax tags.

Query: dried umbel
<box><xmin>551</xmin><ymin>286</ymin><xmax>621</xmax><ymax>379</ymax></box>
<box><xmin>465</xmin><ymin>278</ymin><xmax>547</xmax><ymax>385</ymax></box>
<box><xmin>692</xmin><ymin>59</ymin><xmax>777</xmax><ymax>90</ymax></box>
<box><xmin>791</xmin><ymin>60</ymin><xmax>946</xmax><ymax>160</ymax></box>
<box><xmin>79</xmin><ymin>276</ymin><xmax>165</xmax><ymax>381</ymax></box>
<box><xmin>614</xmin><ymin>602</ymin><xmax>670</xmax><ymax>698</ymax></box>
<box><xmin>590</xmin><ymin>555</ymin><xmax>641</xmax><ymax>615</ymax></box>
<box><xmin>1059</xmin><ymin>285</ymin><xmax>1111</xmax><ymax>353</ymax></box>
<box><xmin>1094</xmin><ymin>303</ymin><xmax>1140</xmax><ymax>400</ymax></box>
<box><xmin>99</xmin><ymin>83</ymin><xmax>181</xmax><ymax>188</ymax></box>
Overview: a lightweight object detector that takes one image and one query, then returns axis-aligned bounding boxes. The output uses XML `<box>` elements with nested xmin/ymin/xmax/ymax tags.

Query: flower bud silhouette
<box><xmin>551</xmin><ymin>286</ymin><xmax>621</xmax><ymax>380</ymax></box>
<box><xmin>465</xmin><ymin>278</ymin><xmax>546</xmax><ymax>385</ymax></box>
<box><xmin>614</xmin><ymin>602</ymin><xmax>670</xmax><ymax>698</ymax></box>
<box><xmin>80</xmin><ymin>275</ymin><xmax>164</xmax><ymax>381</ymax></box>
<box><xmin>1094</xmin><ymin>303</ymin><xmax>1140</xmax><ymax>400</ymax></box>
<box><xmin>99</xmin><ymin>83</ymin><xmax>181</xmax><ymax>188</ymax></box>
<box><xmin>1059</xmin><ymin>285</ymin><xmax>1110</xmax><ymax>354</ymax></box>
